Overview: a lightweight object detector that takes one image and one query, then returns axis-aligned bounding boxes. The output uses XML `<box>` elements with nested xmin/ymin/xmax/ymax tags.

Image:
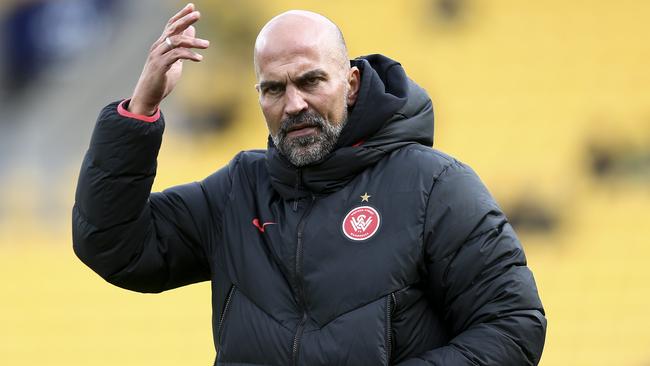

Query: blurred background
<box><xmin>1</xmin><ymin>0</ymin><xmax>649</xmax><ymax>365</ymax></box>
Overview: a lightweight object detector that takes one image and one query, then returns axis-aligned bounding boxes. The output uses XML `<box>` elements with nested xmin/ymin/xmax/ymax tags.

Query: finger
<box><xmin>167</xmin><ymin>3</ymin><xmax>195</xmax><ymax>26</ymax></box>
<box><xmin>151</xmin><ymin>10</ymin><xmax>201</xmax><ymax>51</ymax></box>
<box><xmin>161</xmin><ymin>48</ymin><xmax>204</xmax><ymax>67</ymax></box>
<box><xmin>166</xmin><ymin>10</ymin><xmax>201</xmax><ymax>38</ymax></box>
<box><xmin>153</xmin><ymin>34</ymin><xmax>209</xmax><ymax>56</ymax></box>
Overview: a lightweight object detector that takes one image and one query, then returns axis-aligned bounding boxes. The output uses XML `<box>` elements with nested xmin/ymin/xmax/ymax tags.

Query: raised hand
<box><xmin>129</xmin><ymin>3</ymin><xmax>210</xmax><ymax>116</ymax></box>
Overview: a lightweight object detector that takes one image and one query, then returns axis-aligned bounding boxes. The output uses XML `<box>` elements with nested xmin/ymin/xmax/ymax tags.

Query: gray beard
<box><xmin>271</xmin><ymin>109</ymin><xmax>347</xmax><ymax>167</ymax></box>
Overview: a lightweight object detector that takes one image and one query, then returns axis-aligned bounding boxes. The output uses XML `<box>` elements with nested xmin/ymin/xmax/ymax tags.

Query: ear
<box><xmin>346</xmin><ymin>66</ymin><xmax>361</xmax><ymax>106</ymax></box>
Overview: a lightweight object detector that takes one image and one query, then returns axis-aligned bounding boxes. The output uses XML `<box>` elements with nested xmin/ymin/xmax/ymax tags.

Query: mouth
<box><xmin>286</xmin><ymin>123</ymin><xmax>320</xmax><ymax>138</ymax></box>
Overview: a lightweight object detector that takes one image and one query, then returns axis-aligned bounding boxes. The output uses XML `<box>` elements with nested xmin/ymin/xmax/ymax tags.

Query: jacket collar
<box><xmin>265</xmin><ymin>54</ymin><xmax>429</xmax><ymax>200</ymax></box>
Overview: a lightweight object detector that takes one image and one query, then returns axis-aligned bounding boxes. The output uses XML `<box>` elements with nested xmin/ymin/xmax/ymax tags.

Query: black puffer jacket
<box><xmin>73</xmin><ymin>54</ymin><xmax>546</xmax><ymax>365</ymax></box>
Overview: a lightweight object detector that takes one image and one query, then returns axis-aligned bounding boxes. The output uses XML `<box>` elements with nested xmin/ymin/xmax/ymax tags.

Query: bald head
<box><xmin>254</xmin><ymin>10</ymin><xmax>349</xmax><ymax>76</ymax></box>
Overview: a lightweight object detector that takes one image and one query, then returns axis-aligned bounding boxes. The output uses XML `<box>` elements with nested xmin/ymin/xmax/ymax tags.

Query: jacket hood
<box><xmin>266</xmin><ymin>54</ymin><xmax>434</xmax><ymax>199</ymax></box>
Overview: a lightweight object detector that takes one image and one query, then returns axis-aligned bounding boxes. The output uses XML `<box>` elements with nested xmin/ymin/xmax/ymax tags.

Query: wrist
<box><xmin>128</xmin><ymin>97</ymin><xmax>159</xmax><ymax>116</ymax></box>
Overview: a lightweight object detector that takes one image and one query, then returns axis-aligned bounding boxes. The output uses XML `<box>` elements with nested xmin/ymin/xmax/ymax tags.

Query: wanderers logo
<box><xmin>342</xmin><ymin>206</ymin><xmax>381</xmax><ymax>241</ymax></box>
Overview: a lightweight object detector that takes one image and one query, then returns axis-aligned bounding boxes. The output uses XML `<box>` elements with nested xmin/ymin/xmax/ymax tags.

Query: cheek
<box><xmin>325</xmin><ymin>87</ymin><xmax>348</xmax><ymax>123</ymax></box>
<box><xmin>260</xmin><ymin>99</ymin><xmax>283</xmax><ymax>134</ymax></box>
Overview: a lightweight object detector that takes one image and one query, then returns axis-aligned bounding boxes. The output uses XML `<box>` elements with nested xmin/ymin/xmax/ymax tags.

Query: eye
<box><xmin>305</xmin><ymin>77</ymin><xmax>320</xmax><ymax>86</ymax></box>
<box><xmin>264</xmin><ymin>84</ymin><xmax>284</xmax><ymax>96</ymax></box>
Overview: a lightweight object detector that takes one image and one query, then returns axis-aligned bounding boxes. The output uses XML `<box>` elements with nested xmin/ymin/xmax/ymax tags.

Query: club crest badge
<box><xmin>342</xmin><ymin>206</ymin><xmax>381</xmax><ymax>241</ymax></box>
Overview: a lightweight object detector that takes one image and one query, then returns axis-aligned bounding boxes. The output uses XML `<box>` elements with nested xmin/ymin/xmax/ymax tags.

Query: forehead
<box><xmin>257</xmin><ymin>46</ymin><xmax>329</xmax><ymax>81</ymax></box>
<box><xmin>255</xmin><ymin>22</ymin><xmax>339</xmax><ymax>81</ymax></box>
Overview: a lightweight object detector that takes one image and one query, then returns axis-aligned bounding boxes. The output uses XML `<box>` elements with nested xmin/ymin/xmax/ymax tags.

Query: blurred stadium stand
<box><xmin>1</xmin><ymin>0</ymin><xmax>649</xmax><ymax>365</ymax></box>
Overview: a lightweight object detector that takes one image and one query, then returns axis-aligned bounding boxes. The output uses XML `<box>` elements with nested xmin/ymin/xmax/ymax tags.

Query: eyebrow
<box><xmin>258</xmin><ymin>69</ymin><xmax>329</xmax><ymax>91</ymax></box>
<box><xmin>258</xmin><ymin>80</ymin><xmax>284</xmax><ymax>91</ymax></box>
<box><xmin>295</xmin><ymin>69</ymin><xmax>328</xmax><ymax>83</ymax></box>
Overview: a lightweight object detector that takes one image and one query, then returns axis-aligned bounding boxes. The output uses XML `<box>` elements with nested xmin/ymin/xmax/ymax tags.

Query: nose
<box><xmin>284</xmin><ymin>85</ymin><xmax>308</xmax><ymax>116</ymax></box>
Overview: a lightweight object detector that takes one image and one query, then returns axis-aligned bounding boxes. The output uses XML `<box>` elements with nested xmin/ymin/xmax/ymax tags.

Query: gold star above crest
<box><xmin>360</xmin><ymin>192</ymin><xmax>371</xmax><ymax>202</ymax></box>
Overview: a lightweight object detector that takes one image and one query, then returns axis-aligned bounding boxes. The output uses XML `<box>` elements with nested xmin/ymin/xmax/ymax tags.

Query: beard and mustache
<box><xmin>271</xmin><ymin>108</ymin><xmax>348</xmax><ymax>167</ymax></box>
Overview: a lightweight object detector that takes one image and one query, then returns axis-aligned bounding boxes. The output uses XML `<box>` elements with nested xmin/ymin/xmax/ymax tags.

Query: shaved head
<box><xmin>254</xmin><ymin>10</ymin><xmax>349</xmax><ymax>76</ymax></box>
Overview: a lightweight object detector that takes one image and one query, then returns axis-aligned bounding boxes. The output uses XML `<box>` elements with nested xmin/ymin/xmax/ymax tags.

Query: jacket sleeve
<box><xmin>398</xmin><ymin>162</ymin><xmax>547</xmax><ymax>365</ymax></box>
<box><xmin>72</xmin><ymin>101</ymin><xmax>231</xmax><ymax>293</ymax></box>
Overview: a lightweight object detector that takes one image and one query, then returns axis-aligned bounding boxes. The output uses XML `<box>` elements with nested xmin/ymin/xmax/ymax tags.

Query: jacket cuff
<box><xmin>117</xmin><ymin>99</ymin><xmax>160</xmax><ymax>123</ymax></box>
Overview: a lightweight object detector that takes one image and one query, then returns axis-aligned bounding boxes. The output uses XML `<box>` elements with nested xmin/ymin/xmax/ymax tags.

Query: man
<box><xmin>73</xmin><ymin>4</ymin><xmax>546</xmax><ymax>365</ymax></box>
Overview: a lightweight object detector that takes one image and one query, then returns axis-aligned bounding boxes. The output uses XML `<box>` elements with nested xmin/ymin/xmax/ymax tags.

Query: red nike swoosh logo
<box><xmin>252</xmin><ymin>218</ymin><xmax>277</xmax><ymax>233</ymax></box>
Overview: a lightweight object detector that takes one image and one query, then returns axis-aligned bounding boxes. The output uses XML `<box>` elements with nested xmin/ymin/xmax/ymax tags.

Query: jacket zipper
<box><xmin>291</xmin><ymin>194</ymin><xmax>316</xmax><ymax>366</ymax></box>
<box><xmin>385</xmin><ymin>292</ymin><xmax>397</xmax><ymax>365</ymax></box>
<box><xmin>292</xmin><ymin>312</ymin><xmax>308</xmax><ymax>365</ymax></box>
<box><xmin>215</xmin><ymin>285</ymin><xmax>237</xmax><ymax>361</ymax></box>
<box><xmin>292</xmin><ymin>170</ymin><xmax>302</xmax><ymax>212</ymax></box>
